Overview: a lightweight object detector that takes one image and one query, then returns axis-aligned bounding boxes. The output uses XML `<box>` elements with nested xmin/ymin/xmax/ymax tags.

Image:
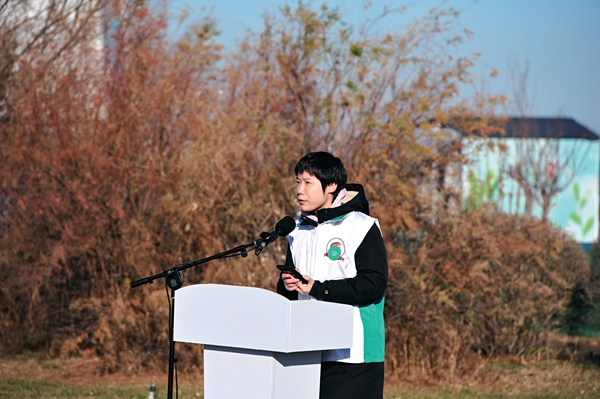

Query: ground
<box><xmin>1</xmin><ymin>336</ymin><xmax>600</xmax><ymax>398</ymax></box>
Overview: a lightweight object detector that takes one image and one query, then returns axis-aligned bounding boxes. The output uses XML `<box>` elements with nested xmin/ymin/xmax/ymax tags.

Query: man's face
<box><xmin>296</xmin><ymin>171</ymin><xmax>337</xmax><ymax>213</ymax></box>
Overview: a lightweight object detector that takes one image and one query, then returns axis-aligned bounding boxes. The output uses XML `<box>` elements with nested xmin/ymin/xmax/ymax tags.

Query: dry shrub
<box><xmin>0</xmin><ymin>0</ymin><xmax>221</xmax><ymax>365</ymax></box>
<box><xmin>48</xmin><ymin>288</ymin><xmax>205</xmax><ymax>374</ymax></box>
<box><xmin>384</xmin><ymin>205</ymin><xmax>592</xmax><ymax>381</ymax></box>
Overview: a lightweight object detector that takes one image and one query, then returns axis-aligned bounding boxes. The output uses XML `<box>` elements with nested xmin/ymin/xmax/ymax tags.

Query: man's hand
<box><xmin>281</xmin><ymin>269</ymin><xmax>314</xmax><ymax>294</ymax></box>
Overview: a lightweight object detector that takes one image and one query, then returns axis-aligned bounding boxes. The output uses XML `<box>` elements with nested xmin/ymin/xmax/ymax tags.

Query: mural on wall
<box><xmin>464</xmin><ymin>138</ymin><xmax>599</xmax><ymax>244</ymax></box>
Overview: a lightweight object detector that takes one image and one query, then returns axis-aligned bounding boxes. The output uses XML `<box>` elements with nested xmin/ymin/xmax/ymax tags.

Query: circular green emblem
<box><xmin>327</xmin><ymin>246</ymin><xmax>342</xmax><ymax>261</ymax></box>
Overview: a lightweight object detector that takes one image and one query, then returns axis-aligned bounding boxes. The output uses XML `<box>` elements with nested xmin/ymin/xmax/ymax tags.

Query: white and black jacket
<box><xmin>277</xmin><ymin>184</ymin><xmax>388</xmax><ymax>364</ymax></box>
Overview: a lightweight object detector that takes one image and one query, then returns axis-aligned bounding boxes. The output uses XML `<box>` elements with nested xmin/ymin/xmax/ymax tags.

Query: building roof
<box><xmin>490</xmin><ymin>117</ymin><xmax>599</xmax><ymax>141</ymax></box>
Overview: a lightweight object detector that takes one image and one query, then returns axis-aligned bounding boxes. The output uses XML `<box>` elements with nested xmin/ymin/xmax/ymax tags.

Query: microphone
<box><xmin>255</xmin><ymin>216</ymin><xmax>296</xmax><ymax>255</ymax></box>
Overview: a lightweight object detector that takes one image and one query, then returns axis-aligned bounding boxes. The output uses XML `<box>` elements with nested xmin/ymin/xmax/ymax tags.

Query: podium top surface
<box><xmin>173</xmin><ymin>284</ymin><xmax>354</xmax><ymax>353</ymax></box>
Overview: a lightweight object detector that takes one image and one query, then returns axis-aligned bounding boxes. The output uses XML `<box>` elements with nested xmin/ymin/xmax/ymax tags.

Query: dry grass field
<box><xmin>2</xmin><ymin>337</ymin><xmax>600</xmax><ymax>399</ymax></box>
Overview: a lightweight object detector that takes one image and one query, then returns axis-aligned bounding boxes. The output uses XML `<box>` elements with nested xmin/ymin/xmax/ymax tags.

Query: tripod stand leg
<box><xmin>168</xmin><ymin>288</ymin><xmax>176</xmax><ymax>399</ymax></box>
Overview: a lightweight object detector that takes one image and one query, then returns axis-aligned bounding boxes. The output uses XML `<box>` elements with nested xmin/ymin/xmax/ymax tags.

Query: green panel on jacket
<box><xmin>360</xmin><ymin>297</ymin><xmax>385</xmax><ymax>363</ymax></box>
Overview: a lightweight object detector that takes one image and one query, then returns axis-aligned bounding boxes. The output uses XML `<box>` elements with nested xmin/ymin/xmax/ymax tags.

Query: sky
<box><xmin>168</xmin><ymin>0</ymin><xmax>600</xmax><ymax>135</ymax></box>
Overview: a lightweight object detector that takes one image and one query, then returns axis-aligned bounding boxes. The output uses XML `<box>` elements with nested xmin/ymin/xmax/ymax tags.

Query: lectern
<box><xmin>173</xmin><ymin>284</ymin><xmax>354</xmax><ymax>399</ymax></box>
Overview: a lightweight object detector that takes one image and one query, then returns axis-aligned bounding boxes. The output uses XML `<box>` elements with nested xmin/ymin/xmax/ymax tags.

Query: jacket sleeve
<box><xmin>308</xmin><ymin>223</ymin><xmax>388</xmax><ymax>306</ymax></box>
<box><xmin>276</xmin><ymin>243</ymin><xmax>299</xmax><ymax>300</ymax></box>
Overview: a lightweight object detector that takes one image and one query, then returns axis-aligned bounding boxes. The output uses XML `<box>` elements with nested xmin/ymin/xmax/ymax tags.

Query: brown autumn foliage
<box><xmin>385</xmin><ymin>206</ymin><xmax>591</xmax><ymax>381</ymax></box>
<box><xmin>0</xmin><ymin>0</ymin><xmax>594</xmax><ymax>380</ymax></box>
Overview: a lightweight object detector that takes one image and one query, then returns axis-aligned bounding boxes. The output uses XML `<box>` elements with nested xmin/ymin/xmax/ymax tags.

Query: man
<box><xmin>277</xmin><ymin>151</ymin><xmax>388</xmax><ymax>399</ymax></box>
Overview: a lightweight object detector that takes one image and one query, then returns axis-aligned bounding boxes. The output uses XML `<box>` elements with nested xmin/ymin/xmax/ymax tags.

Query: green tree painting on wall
<box><xmin>569</xmin><ymin>182</ymin><xmax>595</xmax><ymax>240</ymax></box>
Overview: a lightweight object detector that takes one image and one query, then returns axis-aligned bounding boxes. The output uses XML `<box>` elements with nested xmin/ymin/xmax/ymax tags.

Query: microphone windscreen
<box><xmin>276</xmin><ymin>216</ymin><xmax>296</xmax><ymax>236</ymax></box>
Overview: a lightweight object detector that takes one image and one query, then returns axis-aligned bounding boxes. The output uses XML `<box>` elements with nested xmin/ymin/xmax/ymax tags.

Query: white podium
<box><xmin>173</xmin><ymin>284</ymin><xmax>354</xmax><ymax>399</ymax></box>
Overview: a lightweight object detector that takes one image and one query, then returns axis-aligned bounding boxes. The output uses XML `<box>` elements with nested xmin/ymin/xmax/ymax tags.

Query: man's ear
<box><xmin>325</xmin><ymin>183</ymin><xmax>337</xmax><ymax>196</ymax></box>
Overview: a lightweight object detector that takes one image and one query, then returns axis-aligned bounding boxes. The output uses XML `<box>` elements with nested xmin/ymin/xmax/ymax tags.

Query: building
<box><xmin>463</xmin><ymin>117</ymin><xmax>599</xmax><ymax>244</ymax></box>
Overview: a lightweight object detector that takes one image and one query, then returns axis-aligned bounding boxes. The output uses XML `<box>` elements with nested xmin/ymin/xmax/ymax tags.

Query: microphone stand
<box><xmin>130</xmin><ymin>238</ymin><xmax>267</xmax><ymax>399</ymax></box>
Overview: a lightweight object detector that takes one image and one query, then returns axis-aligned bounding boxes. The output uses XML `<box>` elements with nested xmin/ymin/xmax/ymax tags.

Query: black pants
<box><xmin>319</xmin><ymin>361</ymin><xmax>384</xmax><ymax>399</ymax></box>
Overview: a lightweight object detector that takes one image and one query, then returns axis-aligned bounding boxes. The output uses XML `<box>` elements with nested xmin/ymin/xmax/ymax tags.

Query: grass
<box><xmin>384</xmin><ymin>388</ymin><xmax>599</xmax><ymax>399</ymax></box>
<box><xmin>1</xmin><ymin>352</ymin><xmax>600</xmax><ymax>398</ymax></box>
<box><xmin>382</xmin><ymin>357</ymin><xmax>600</xmax><ymax>398</ymax></box>
<box><xmin>0</xmin><ymin>378</ymin><xmax>153</xmax><ymax>399</ymax></box>
<box><xmin>0</xmin><ymin>380</ymin><xmax>202</xmax><ymax>399</ymax></box>
<box><xmin>2</xmin><ymin>377</ymin><xmax>600</xmax><ymax>399</ymax></box>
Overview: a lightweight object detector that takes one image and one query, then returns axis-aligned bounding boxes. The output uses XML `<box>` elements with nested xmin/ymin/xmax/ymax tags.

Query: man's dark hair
<box><xmin>295</xmin><ymin>152</ymin><xmax>348</xmax><ymax>197</ymax></box>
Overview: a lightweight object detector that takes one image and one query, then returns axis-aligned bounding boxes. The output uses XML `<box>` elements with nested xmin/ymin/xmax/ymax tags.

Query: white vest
<box><xmin>289</xmin><ymin>211</ymin><xmax>380</xmax><ymax>363</ymax></box>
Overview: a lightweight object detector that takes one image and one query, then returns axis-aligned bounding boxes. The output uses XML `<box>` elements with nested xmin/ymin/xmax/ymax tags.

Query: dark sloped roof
<box><xmin>490</xmin><ymin>117</ymin><xmax>599</xmax><ymax>140</ymax></box>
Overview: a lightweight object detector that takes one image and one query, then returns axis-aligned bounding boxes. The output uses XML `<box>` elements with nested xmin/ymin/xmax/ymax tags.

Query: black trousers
<box><xmin>319</xmin><ymin>361</ymin><xmax>384</xmax><ymax>399</ymax></box>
